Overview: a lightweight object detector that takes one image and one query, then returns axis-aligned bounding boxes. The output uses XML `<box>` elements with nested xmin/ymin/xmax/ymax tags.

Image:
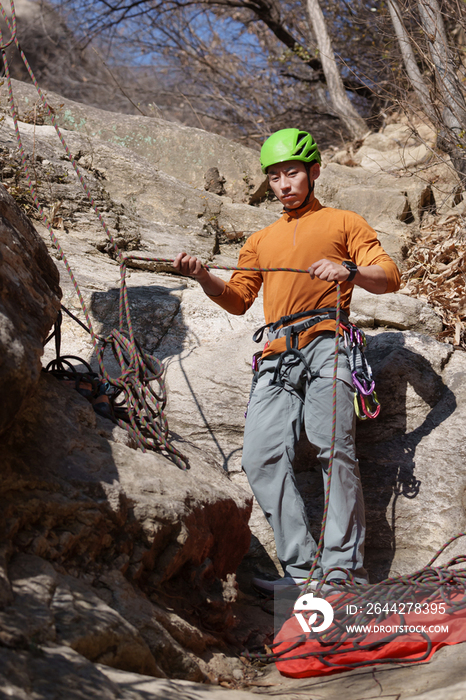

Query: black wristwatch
<box><xmin>342</xmin><ymin>260</ymin><xmax>358</xmax><ymax>282</ymax></box>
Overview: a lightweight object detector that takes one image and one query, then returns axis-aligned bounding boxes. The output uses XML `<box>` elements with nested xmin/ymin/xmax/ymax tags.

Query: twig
<box><xmin>92</xmin><ymin>46</ymin><xmax>147</xmax><ymax>117</ymax></box>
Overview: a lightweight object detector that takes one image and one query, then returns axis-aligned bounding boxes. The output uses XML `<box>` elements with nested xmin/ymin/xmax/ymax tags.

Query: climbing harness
<box><xmin>253</xmin><ymin>307</ymin><xmax>349</xmax><ymax>345</ymax></box>
<box><xmin>252</xmin><ymin>307</ymin><xmax>380</xmax><ymax>419</ymax></box>
<box><xmin>252</xmin><ymin>307</ymin><xmax>349</xmax><ymax>394</ymax></box>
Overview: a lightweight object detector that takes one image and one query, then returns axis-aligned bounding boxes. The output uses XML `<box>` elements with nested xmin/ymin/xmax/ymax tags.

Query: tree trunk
<box><xmin>306</xmin><ymin>0</ymin><xmax>367</xmax><ymax>139</ymax></box>
<box><xmin>386</xmin><ymin>0</ymin><xmax>435</xmax><ymax>122</ymax></box>
<box><xmin>418</xmin><ymin>0</ymin><xmax>466</xmax><ymax>131</ymax></box>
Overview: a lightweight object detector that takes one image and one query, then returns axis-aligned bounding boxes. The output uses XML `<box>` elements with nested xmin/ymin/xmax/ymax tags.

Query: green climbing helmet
<box><xmin>260</xmin><ymin>128</ymin><xmax>321</xmax><ymax>173</ymax></box>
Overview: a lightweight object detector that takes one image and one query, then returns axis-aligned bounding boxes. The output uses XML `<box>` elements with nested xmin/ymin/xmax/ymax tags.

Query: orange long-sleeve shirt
<box><xmin>208</xmin><ymin>198</ymin><xmax>401</xmax><ymax>357</ymax></box>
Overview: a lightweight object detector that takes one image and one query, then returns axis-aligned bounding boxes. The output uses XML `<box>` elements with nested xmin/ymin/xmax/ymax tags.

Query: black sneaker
<box><xmin>251</xmin><ymin>575</ymin><xmax>311</xmax><ymax>597</ymax></box>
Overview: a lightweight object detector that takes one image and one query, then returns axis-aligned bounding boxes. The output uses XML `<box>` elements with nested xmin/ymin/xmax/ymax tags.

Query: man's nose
<box><xmin>279</xmin><ymin>175</ymin><xmax>291</xmax><ymax>190</ymax></box>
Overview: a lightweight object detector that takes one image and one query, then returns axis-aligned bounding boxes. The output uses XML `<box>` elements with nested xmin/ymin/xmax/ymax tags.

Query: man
<box><xmin>174</xmin><ymin>129</ymin><xmax>400</xmax><ymax>594</ymax></box>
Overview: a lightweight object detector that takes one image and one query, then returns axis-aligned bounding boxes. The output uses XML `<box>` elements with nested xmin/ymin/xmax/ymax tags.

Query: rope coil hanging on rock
<box><xmin>0</xmin><ymin>1</ymin><xmax>185</xmax><ymax>467</ymax></box>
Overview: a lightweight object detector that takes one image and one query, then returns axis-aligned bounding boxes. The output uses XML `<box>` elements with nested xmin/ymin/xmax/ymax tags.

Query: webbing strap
<box><xmin>319</xmin><ymin>366</ymin><xmax>353</xmax><ymax>386</ymax></box>
<box><xmin>268</xmin><ymin>347</ymin><xmax>353</xmax><ymax>391</ymax></box>
<box><xmin>253</xmin><ymin>308</ymin><xmax>349</xmax><ymax>345</ymax></box>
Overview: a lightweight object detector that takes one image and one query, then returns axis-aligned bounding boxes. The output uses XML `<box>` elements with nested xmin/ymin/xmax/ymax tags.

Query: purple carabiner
<box><xmin>352</xmin><ymin>371</ymin><xmax>375</xmax><ymax>396</ymax></box>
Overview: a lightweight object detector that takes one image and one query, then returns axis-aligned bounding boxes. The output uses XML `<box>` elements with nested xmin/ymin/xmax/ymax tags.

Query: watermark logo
<box><xmin>293</xmin><ymin>593</ymin><xmax>334</xmax><ymax>633</ymax></box>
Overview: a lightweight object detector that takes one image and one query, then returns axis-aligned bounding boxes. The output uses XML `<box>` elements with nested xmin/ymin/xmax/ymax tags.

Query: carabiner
<box><xmin>352</xmin><ymin>371</ymin><xmax>375</xmax><ymax>396</ymax></box>
<box><xmin>354</xmin><ymin>392</ymin><xmax>367</xmax><ymax>420</ymax></box>
<box><xmin>361</xmin><ymin>391</ymin><xmax>381</xmax><ymax>419</ymax></box>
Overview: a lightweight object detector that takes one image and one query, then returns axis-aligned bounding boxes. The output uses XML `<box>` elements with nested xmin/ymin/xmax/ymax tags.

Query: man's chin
<box><xmin>281</xmin><ymin>199</ymin><xmax>304</xmax><ymax>208</ymax></box>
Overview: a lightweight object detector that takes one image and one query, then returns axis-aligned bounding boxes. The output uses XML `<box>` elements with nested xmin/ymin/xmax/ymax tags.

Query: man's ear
<box><xmin>309</xmin><ymin>162</ymin><xmax>321</xmax><ymax>181</ymax></box>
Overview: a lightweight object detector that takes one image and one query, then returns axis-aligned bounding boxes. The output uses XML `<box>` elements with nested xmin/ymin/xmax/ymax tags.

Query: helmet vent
<box><xmin>294</xmin><ymin>132</ymin><xmax>310</xmax><ymax>156</ymax></box>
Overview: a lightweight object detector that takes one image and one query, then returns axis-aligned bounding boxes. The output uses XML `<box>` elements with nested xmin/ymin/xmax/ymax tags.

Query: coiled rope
<box><xmin>244</xmin><ymin>532</ymin><xmax>466</xmax><ymax>668</ymax></box>
<box><xmin>0</xmin><ymin>2</ymin><xmax>192</xmax><ymax>464</ymax></box>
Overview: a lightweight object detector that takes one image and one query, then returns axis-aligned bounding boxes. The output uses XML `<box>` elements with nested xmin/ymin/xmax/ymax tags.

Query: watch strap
<box><xmin>342</xmin><ymin>260</ymin><xmax>358</xmax><ymax>282</ymax></box>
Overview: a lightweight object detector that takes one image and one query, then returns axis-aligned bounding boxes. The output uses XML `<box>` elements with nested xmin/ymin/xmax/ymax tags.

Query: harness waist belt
<box><xmin>253</xmin><ymin>308</ymin><xmax>349</xmax><ymax>345</ymax></box>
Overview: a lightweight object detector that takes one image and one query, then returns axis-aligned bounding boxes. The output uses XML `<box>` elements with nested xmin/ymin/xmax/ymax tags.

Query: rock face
<box><xmin>358</xmin><ymin>331</ymin><xmax>466</xmax><ymax>579</ymax></box>
<box><xmin>350</xmin><ymin>287</ymin><xmax>443</xmax><ymax>335</ymax></box>
<box><xmin>0</xmin><ymin>175</ymin><xmax>262</xmax><ymax>693</ymax></box>
<box><xmin>0</xmin><ymin>367</ymin><xmax>255</xmax><ymax>681</ymax></box>
<box><xmin>0</xmin><ymin>184</ymin><xmax>60</xmax><ymax>433</ymax></box>
<box><xmin>293</xmin><ymin>331</ymin><xmax>466</xmax><ymax>582</ymax></box>
<box><xmin>0</xmin><ymin>80</ymin><xmax>267</xmax><ymax>204</ymax></box>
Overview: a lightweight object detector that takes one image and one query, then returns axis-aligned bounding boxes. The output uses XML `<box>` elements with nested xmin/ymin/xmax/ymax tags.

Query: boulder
<box><xmin>331</xmin><ymin>121</ymin><xmax>437</xmax><ymax>176</ymax></box>
<box><xmin>0</xmin><ymin>645</ymin><xmax>125</xmax><ymax>700</ymax></box>
<box><xmin>0</xmin><ymin>369</ymin><xmax>256</xmax><ymax>680</ymax></box>
<box><xmin>350</xmin><ymin>287</ymin><xmax>443</xmax><ymax>335</ymax></box>
<box><xmin>0</xmin><ymin>372</ymin><xmax>252</xmax><ymax>583</ymax></box>
<box><xmin>0</xmin><ymin>183</ymin><xmax>60</xmax><ymax>434</ymax></box>
<box><xmin>356</xmin><ymin>143</ymin><xmax>432</xmax><ymax>173</ymax></box>
<box><xmin>320</xmin><ymin>153</ymin><xmax>442</xmax><ymax>244</ymax></box>
<box><xmin>3</xmin><ymin>554</ymin><xmax>163</xmax><ymax>677</ymax></box>
<box><xmin>318</xmin><ymin>163</ymin><xmax>413</xmax><ymax>263</ymax></box>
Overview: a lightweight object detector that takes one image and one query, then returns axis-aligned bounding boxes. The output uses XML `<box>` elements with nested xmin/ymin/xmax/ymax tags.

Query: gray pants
<box><xmin>242</xmin><ymin>333</ymin><xmax>367</xmax><ymax>583</ymax></box>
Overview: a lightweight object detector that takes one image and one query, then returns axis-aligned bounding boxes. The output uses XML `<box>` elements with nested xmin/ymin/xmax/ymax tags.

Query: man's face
<box><xmin>267</xmin><ymin>160</ymin><xmax>320</xmax><ymax>208</ymax></box>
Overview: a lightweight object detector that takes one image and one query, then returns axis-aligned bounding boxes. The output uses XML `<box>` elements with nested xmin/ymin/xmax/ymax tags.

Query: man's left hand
<box><xmin>308</xmin><ymin>259</ymin><xmax>350</xmax><ymax>282</ymax></box>
<box><xmin>309</xmin><ymin>259</ymin><xmax>389</xmax><ymax>294</ymax></box>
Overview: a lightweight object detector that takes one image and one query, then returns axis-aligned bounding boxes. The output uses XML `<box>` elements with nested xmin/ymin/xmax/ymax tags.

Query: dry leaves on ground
<box><xmin>401</xmin><ymin>210</ymin><xmax>466</xmax><ymax>349</ymax></box>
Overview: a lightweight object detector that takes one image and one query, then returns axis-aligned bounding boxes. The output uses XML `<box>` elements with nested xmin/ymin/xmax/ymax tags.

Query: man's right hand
<box><xmin>172</xmin><ymin>252</ymin><xmax>226</xmax><ymax>297</ymax></box>
<box><xmin>173</xmin><ymin>252</ymin><xmax>205</xmax><ymax>279</ymax></box>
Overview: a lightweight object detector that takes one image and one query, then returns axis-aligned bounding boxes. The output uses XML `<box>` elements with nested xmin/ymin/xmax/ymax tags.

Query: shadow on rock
<box><xmin>357</xmin><ymin>331</ymin><xmax>456</xmax><ymax>581</ymax></box>
<box><xmin>293</xmin><ymin>331</ymin><xmax>456</xmax><ymax>583</ymax></box>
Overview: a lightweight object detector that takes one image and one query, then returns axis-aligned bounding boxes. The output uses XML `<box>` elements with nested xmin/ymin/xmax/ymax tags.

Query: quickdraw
<box><xmin>340</xmin><ymin>321</ymin><xmax>380</xmax><ymax>420</ymax></box>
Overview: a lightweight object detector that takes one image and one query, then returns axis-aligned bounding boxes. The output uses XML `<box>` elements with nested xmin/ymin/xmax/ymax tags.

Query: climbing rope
<box><xmin>244</xmin><ymin>532</ymin><xmax>466</xmax><ymax>667</ymax></box>
<box><xmin>308</xmin><ymin>283</ymin><xmax>340</xmax><ymax>581</ymax></box>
